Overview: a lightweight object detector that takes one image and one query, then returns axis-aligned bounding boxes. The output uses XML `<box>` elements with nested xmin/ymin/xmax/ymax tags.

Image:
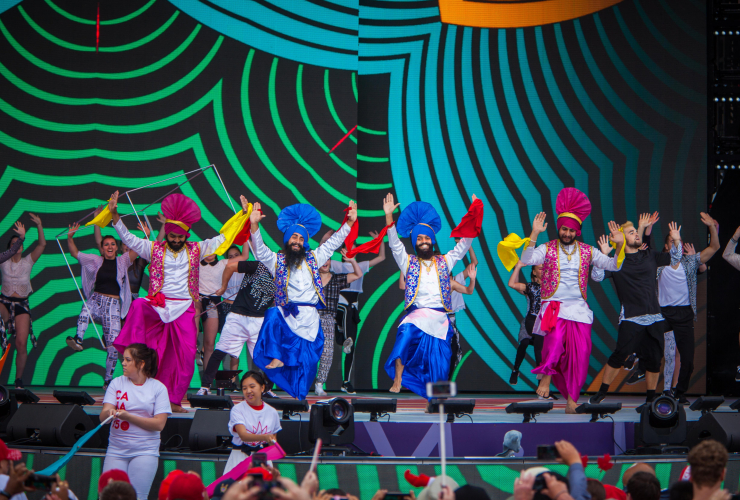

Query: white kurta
<box><xmin>250</xmin><ymin>224</ymin><xmax>351</xmax><ymax>342</ymax></box>
<box><xmin>114</xmin><ymin>220</ymin><xmax>225</xmax><ymax>323</ymax></box>
<box><xmin>387</xmin><ymin>226</ymin><xmax>472</xmax><ymax>339</ymax></box>
<box><xmin>521</xmin><ymin>242</ymin><xmax>621</xmax><ymax>332</ymax></box>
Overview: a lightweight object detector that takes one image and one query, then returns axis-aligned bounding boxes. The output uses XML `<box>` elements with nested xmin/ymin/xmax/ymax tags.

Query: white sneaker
<box><xmin>342</xmin><ymin>337</ymin><xmax>354</xmax><ymax>354</ymax></box>
<box><xmin>315</xmin><ymin>384</ymin><xmax>327</xmax><ymax>397</ymax></box>
<box><xmin>196</xmin><ymin>387</ymin><xmax>210</xmax><ymax>396</ymax></box>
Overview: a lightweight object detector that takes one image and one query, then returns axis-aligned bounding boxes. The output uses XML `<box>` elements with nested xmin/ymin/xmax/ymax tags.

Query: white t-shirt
<box><xmin>331</xmin><ymin>260</ymin><xmax>371</xmax><ymax>295</ymax></box>
<box><xmin>199</xmin><ymin>259</ymin><xmax>228</xmax><ymax>296</ymax></box>
<box><xmin>0</xmin><ymin>476</ymin><xmax>27</xmax><ymax>500</ymax></box>
<box><xmin>103</xmin><ymin>376</ymin><xmax>172</xmax><ymax>458</ymax></box>
<box><xmin>228</xmin><ymin>401</ymin><xmax>282</xmax><ymax>448</ymax></box>
<box><xmin>450</xmin><ymin>272</ymin><xmax>467</xmax><ymax>313</ymax></box>
<box><xmin>658</xmin><ymin>263</ymin><xmax>690</xmax><ymax>307</ymax></box>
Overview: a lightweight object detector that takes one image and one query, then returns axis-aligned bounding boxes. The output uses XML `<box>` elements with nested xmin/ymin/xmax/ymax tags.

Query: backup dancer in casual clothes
<box><xmin>224</xmin><ymin>371</ymin><xmax>281</xmax><ymax>474</ymax></box>
<box><xmin>0</xmin><ymin>214</ymin><xmax>46</xmax><ymax>389</ymax></box>
<box><xmin>101</xmin><ymin>343</ymin><xmax>171</xmax><ymax>500</ymax></box>
<box><xmin>197</xmin><ymin>247</ymin><xmax>276</xmax><ymax>394</ymax></box>
<box><xmin>220</xmin><ymin>245</ymin><xmax>247</xmax><ymax>371</ymax></box>
<box><xmin>65</xmin><ymin>222</ymin><xmax>143</xmax><ymax>387</ymax></box>
<box><xmin>722</xmin><ymin>226</ymin><xmax>740</xmax><ymax>381</ymax></box>
<box><xmin>315</xmin><ymin>250</ymin><xmax>363</xmax><ymax>396</ymax></box>
<box><xmin>382</xmin><ymin>194</ymin><xmax>477</xmax><ymax>398</ymax></box>
<box><xmin>250</xmin><ymin>201</ymin><xmax>356</xmax><ymax>400</ymax></box>
<box><xmin>589</xmin><ymin>216</ymin><xmax>682</xmax><ymax>406</ymax></box>
<box><xmin>508</xmin><ymin>261</ymin><xmax>543</xmax><ymax>385</ymax></box>
<box><xmin>519</xmin><ymin>188</ymin><xmax>624</xmax><ymax>413</ymax></box>
<box><xmin>110</xmin><ymin>191</ymin><xmax>251</xmax><ymax>412</ymax></box>
<box><xmin>656</xmin><ymin>213</ymin><xmax>719</xmax><ymax>404</ymax></box>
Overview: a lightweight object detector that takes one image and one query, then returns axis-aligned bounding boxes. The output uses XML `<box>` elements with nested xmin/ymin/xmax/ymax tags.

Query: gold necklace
<box><xmin>421</xmin><ymin>259</ymin><xmax>435</xmax><ymax>274</ymax></box>
<box><xmin>560</xmin><ymin>242</ymin><xmax>576</xmax><ymax>262</ymax></box>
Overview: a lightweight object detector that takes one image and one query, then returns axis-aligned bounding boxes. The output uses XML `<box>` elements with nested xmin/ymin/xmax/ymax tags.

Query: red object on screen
<box><xmin>96</xmin><ymin>4</ymin><xmax>100</xmax><ymax>52</ymax></box>
<box><xmin>450</xmin><ymin>198</ymin><xmax>484</xmax><ymax>238</ymax></box>
<box><xmin>345</xmin><ymin>223</ymin><xmax>393</xmax><ymax>258</ymax></box>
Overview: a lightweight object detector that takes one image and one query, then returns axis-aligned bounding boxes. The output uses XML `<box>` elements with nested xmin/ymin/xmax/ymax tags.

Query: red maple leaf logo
<box><xmin>597</xmin><ymin>454</ymin><xmax>614</xmax><ymax>471</ymax></box>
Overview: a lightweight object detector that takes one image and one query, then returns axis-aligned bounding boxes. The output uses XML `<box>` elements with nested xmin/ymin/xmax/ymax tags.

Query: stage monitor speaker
<box><xmin>6</xmin><ymin>404</ymin><xmax>98</xmax><ymax>447</ymax></box>
<box><xmin>188</xmin><ymin>409</ymin><xmax>232</xmax><ymax>452</ymax></box>
<box><xmin>686</xmin><ymin>412</ymin><xmax>740</xmax><ymax>452</ymax></box>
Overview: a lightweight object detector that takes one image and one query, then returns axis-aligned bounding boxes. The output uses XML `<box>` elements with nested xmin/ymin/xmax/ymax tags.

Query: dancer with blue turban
<box><xmin>250</xmin><ymin>201</ymin><xmax>357</xmax><ymax>400</ymax></box>
<box><xmin>382</xmin><ymin>193</ymin><xmax>482</xmax><ymax>398</ymax></box>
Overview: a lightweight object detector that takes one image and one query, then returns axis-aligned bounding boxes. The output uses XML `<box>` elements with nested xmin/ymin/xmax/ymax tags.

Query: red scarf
<box><xmin>234</xmin><ymin>208</ymin><xmax>261</xmax><ymax>245</ymax></box>
<box><xmin>345</xmin><ymin>222</ymin><xmax>394</xmax><ymax>258</ymax></box>
<box><xmin>450</xmin><ymin>198</ymin><xmax>484</xmax><ymax>238</ymax></box>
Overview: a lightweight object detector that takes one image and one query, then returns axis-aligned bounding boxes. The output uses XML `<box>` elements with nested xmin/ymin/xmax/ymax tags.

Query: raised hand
<box><xmin>347</xmin><ymin>200</ymin><xmax>357</xmax><ymax>224</ymax></box>
<box><xmin>340</xmin><ymin>248</ymin><xmax>355</xmax><ymax>262</ymax></box>
<box><xmin>638</xmin><ymin>213</ymin><xmax>651</xmax><ymax>228</ymax></box>
<box><xmin>240</xmin><ymin>195</ymin><xmax>250</xmax><ymax>213</ymax></box>
<box><xmin>531</xmin><ymin>212</ymin><xmax>547</xmax><ymax>236</ymax></box>
<box><xmin>67</xmin><ymin>222</ymin><xmax>81</xmax><ymax>237</ymax></box>
<box><xmin>684</xmin><ymin>242</ymin><xmax>696</xmax><ymax>255</ymax></box>
<box><xmin>250</xmin><ymin>202</ymin><xmax>266</xmax><ymax>225</ymax></box>
<box><xmin>137</xmin><ymin>222</ymin><xmax>151</xmax><ymax>239</ymax></box>
<box><xmin>639</xmin><ymin>243</ymin><xmax>648</xmax><ymax>251</ymax></box>
<box><xmin>669</xmin><ymin>221</ymin><xmax>681</xmax><ymax>242</ymax></box>
<box><xmin>608</xmin><ymin>221</ymin><xmax>624</xmax><ymax>244</ymax></box>
<box><xmin>94</xmin><ymin>205</ymin><xmax>104</xmax><ymax>216</ymax></box>
<box><xmin>13</xmin><ymin>221</ymin><xmax>26</xmax><ymax>239</ymax></box>
<box><xmin>467</xmin><ymin>264</ymin><xmax>477</xmax><ymax>280</ymax></box>
<box><xmin>156</xmin><ymin>211</ymin><xmax>167</xmax><ymax>224</ymax></box>
<box><xmin>700</xmin><ymin>212</ymin><xmax>715</xmax><ymax>227</ymax></box>
<box><xmin>29</xmin><ymin>213</ymin><xmax>42</xmax><ymax>227</ymax></box>
<box><xmin>108</xmin><ymin>191</ymin><xmax>119</xmax><ymax>214</ymax></box>
<box><xmin>648</xmin><ymin>211</ymin><xmax>660</xmax><ymax>226</ymax></box>
<box><xmin>369</xmin><ymin>230</ymin><xmax>379</xmax><ymax>239</ymax></box>
<box><xmin>383</xmin><ymin>193</ymin><xmax>400</xmax><ymax>216</ymax></box>
<box><xmin>597</xmin><ymin>235</ymin><xmax>612</xmax><ymax>255</ymax></box>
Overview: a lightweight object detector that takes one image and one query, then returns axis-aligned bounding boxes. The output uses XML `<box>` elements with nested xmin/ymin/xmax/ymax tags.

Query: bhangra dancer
<box><xmin>508</xmin><ymin>260</ymin><xmax>543</xmax><ymax>385</ymax></box>
<box><xmin>109</xmin><ymin>191</ymin><xmax>251</xmax><ymax>412</ymax></box>
<box><xmin>250</xmin><ymin>201</ymin><xmax>357</xmax><ymax>400</ymax></box>
<box><xmin>518</xmin><ymin>188</ymin><xmax>624</xmax><ymax>413</ymax></box>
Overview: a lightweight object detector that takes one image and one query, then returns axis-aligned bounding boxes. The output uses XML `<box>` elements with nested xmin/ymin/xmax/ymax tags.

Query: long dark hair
<box><xmin>125</xmin><ymin>343</ymin><xmax>158</xmax><ymax>378</ymax></box>
<box><xmin>7</xmin><ymin>235</ymin><xmax>19</xmax><ymax>250</ymax></box>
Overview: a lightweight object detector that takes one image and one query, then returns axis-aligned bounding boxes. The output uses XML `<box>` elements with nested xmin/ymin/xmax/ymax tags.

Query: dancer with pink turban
<box><xmin>108</xmin><ymin>190</ymin><xmax>252</xmax><ymax>412</ymax></box>
<box><xmin>519</xmin><ymin>188</ymin><xmax>625</xmax><ymax>413</ymax></box>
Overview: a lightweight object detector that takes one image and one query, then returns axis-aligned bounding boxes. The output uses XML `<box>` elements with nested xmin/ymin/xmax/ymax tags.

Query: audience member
<box><xmin>626</xmin><ymin>472</ymin><xmax>661</xmax><ymax>500</ymax></box>
<box><xmin>166</xmin><ymin>473</ymin><xmax>208</xmax><ymax>500</ymax></box>
<box><xmin>687</xmin><ymin>440</ymin><xmax>728</xmax><ymax>500</ymax></box>
<box><xmin>587</xmin><ymin>479</ymin><xmax>606</xmax><ymax>500</ymax></box>
<box><xmin>622</xmin><ymin>464</ymin><xmax>656</xmax><ymax>490</ymax></box>
<box><xmin>98</xmin><ymin>470</ymin><xmax>131</xmax><ymax>495</ymax></box>
<box><xmin>668</xmin><ymin>482</ymin><xmax>693</xmax><ymax>500</ymax></box>
<box><xmin>100</xmin><ymin>482</ymin><xmax>137</xmax><ymax>500</ymax></box>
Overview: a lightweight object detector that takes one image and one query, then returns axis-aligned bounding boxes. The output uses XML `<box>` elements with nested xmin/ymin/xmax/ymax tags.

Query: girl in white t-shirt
<box><xmin>101</xmin><ymin>343</ymin><xmax>171</xmax><ymax>500</ymax></box>
<box><xmin>224</xmin><ymin>370</ymin><xmax>282</xmax><ymax>473</ymax></box>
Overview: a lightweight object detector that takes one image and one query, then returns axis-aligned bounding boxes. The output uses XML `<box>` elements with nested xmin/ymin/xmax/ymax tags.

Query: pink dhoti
<box><xmin>114</xmin><ymin>297</ymin><xmax>196</xmax><ymax>405</ymax></box>
<box><xmin>531</xmin><ymin>318</ymin><xmax>592</xmax><ymax>401</ymax></box>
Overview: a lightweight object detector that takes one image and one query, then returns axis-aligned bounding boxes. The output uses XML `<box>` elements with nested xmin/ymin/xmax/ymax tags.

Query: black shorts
<box><xmin>607</xmin><ymin>320</ymin><xmax>665</xmax><ymax>373</ymax></box>
<box><xmin>0</xmin><ymin>295</ymin><xmax>30</xmax><ymax>317</ymax></box>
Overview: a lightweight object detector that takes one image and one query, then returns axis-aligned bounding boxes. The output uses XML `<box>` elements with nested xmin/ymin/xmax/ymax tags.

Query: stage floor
<box><xmin>26</xmin><ymin>387</ymin><xmax>736</xmax><ymax>423</ymax></box>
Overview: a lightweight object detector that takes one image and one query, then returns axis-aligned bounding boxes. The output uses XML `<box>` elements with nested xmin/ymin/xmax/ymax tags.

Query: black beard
<box><xmin>558</xmin><ymin>235</ymin><xmax>576</xmax><ymax>246</ymax></box>
<box><xmin>284</xmin><ymin>243</ymin><xmax>306</xmax><ymax>268</ymax></box>
<box><xmin>167</xmin><ymin>240</ymin><xmax>185</xmax><ymax>252</ymax></box>
<box><xmin>416</xmin><ymin>245</ymin><xmax>434</xmax><ymax>260</ymax></box>
<box><xmin>627</xmin><ymin>241</ymin><xmax>642</xmax><ymax>250</ymax></box>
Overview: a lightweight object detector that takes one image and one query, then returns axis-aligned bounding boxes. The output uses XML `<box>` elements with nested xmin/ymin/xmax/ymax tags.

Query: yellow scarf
<box><xmin>212</xmin><ymin>203</ymin><xmax>253</xmax><ymax>256</ymax></box>
<box><xmin>497</xmin><ymin>233</ymin><xmax>531</xmax><ymax>271</ymax></box>
<box><xmin>609</xmin><ymin>227</ymin><xmax>627</xmax><ymax>268</ymax></box>
<box><xmin>85</xmin><ymin>202</ymin><xmax>112</xmax><ymax>228</ymax></box>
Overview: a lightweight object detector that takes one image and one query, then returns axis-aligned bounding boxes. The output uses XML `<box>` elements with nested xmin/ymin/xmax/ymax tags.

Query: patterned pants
<box><xmin>76</xmin><ymin>293</ymin><xmax>121</xmax><ymax>383</ymax></box>
<box><xmin>316</xmin><ymin>312</ymin><xmax>336</xmax><ymax>384</ymax></box>
<box><xmin>664</xmin><ymin>330</ymin><xmax>676</xmax><ymax>392</ymax></box>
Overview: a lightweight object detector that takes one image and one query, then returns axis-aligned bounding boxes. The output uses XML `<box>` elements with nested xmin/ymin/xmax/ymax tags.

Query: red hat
<box><xmin>0</xmin><ymin>439</ymin><xmax>22</xmax><ymax>461</ymax></box>
<box><xmin>167</xmin><ymin>473</ymin><xmax>206</xmax><ymax>500</ymax></box>
<box><xmin>240</xmin><ymin>467</ymin><xmax>274</xmax><ymax>481</ymax></box>
<box><xmin>603</xmin><ymin>484</ymin><xmax>627</xmax><ymax>500</ymax></box>
<box><xmin>161</xmin><ymin>194</ymin><xmax>201</xmax><ymax>237</ymax></box>
<box><xmin>556</xmin><ymin>187</ymin><xmax>591</xmax><ymax>236</ymax></box>
<box><xmin>159</xmin><ymin>470</ymin><xmax>185</xmax><ymax>500</ymax></box>
<box><xmin>98</xmin><ymin>470</ymin><xmax>130</xmax><ymax>493</ymax></box>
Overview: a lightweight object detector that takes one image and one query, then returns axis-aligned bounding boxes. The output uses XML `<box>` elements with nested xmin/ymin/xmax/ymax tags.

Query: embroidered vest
<box><xmin>274</xmin><ymin>252</ymin><xmax>326</xmax><ymax>309</ymax></box>
<box><xmin>541</xmin><ymin>240</ymin><xmax>592</xmax><ymax>300</ymax></box>
<box><xmin>404</xmin><ymin>255</ymin><xmax>453</xmax><ymax>312</ymax></box>
<box><xmin>149</xmin><ymin>241</ymin><xmax>200</xmax><ymax>301</ymax></box>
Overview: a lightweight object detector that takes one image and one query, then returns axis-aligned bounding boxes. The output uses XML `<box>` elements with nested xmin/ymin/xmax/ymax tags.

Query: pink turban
<box><xmin>555</xmin><ymin>187</ymin><xmax>591</xmax><ymax>236</ymax></box>
<box><xmin>161</xmin><ymin>194</ymin><xmax>201</xmax><ymax>237</ymax></box>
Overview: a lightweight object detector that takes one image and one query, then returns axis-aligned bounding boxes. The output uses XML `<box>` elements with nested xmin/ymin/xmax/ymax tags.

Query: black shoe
<box><xmin>14</xmin><ymin>378</ymin><xmax>23</xmax><ymax>389</ymax></box>
<box><xmin>635</xmin><ymin>402</ymin><xmax>648</xmax><ymax>413</ymax></box>
<box><xmin>624</xmin><ymin>354</ymin><xmax>637</xmax><ymax>370</ymax></box>
<box><xmin>66</xmin><ymin>336</ymin><xmax>84</xmax><ymax>352</ymax></box>
<box><xmin>509</xmin><ymin>370</ymin><xmax>519</xmax><ymax>385</ymax></box>
<box><xmin>589</xmin><ymin>391</ymin><xmax>606</xmax><ymax>404</ymax></box>
<box><xmin>676</xmin><ymin>394</ymin><xmax>690</xmax><ymax>405</ymax></box>
<box><xmin>626</xmin><ymin>368</ymin><xmax>646</xmax><ymax>385</ymax></box>
<box><xmin>662</xmin><ymin>390</ymin><xmax>673</xmax><ymax>397</ymax></box>
<box><xmin>341</xmin><ymin>381</ymin><xmax>356</xmax><ymax>394</ymax></box>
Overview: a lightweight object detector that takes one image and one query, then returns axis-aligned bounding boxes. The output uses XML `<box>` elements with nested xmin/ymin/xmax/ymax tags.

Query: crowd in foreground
<box><xmin>0</xmin><ymin>437</ymin><xmax>735</xmax><ymax>500</ymax></box>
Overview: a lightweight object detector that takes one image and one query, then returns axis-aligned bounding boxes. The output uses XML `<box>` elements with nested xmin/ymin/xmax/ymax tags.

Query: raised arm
<box><xmin>723</xmin><ymin>226</ymin><xmax>740</xmax><ymax>271</ymax></box>
<box><xmin>341</xmin><ymin>249</ymin><xmax>363</xmax><ymax>284</ymax></box>
<box><xmin>366</xmin><ymin>230</ymin><xmax>386</xmax><ymax>267</ymax></box>
<box><xmin>637</xmin><ymin>212</ymin><xmax>651</xmax><ymax>241</ymax></box>
<box><xmin>461</xmin><ymin>264</ymin><xmax>477</xmax><ymax>294</ymax></box>
<box><xmin>591</xmin><ymin>221</ymin><xmax>625</xmax><ymax>271</ymax></box>
<box><xmin>384</xmin><ymin>194</ymin><xmax>410</xmax><ymax>273</ymax></box>
<box><xmin>28</xmin><ymin>213</ymin><xmax>46</xmax><ymax>262</ymax></box>
<box><xmin>155</xmin><ymin>212</ymin><xmax>167</xmax><ymax>242</ymax></box>
<box><xmin>698</xmin><ymin>212</ymin><xmax>720</xmax><ymax>265</ymax></box>
<box><xmin>249</xmin><ymin>202</ymin><xmax>277</xmax><ymax>275</ymax></box>
<box><xmin>108</xmin><ymin>191</ymin><xmax>153</xmax><ymax>261</ymax></box>
<box><xmin>315</xmin><ymin>203</ymin><xmax>355</xmax><ymax>266</ymax></box>
<box><xmin>0</xmin><ymin>222</ymin><xmax>25</xmax><ymax>265</ymax></box>
<box><xmin>399</xmin><ymin>273</ymin><xmax>406</xmax><ymax>290</ymax></box>
<box><xmin>507</xmin><ymin>261</ymin><xmax>527</xmax><ymax>295</ymax></box>
<box><xmin>217</xmin><ymin>260</ymin><xmax>240</xmax><ymax>296</ymax></box>
<box><xmin>130</xmin><ymin>221</ymin><xmax>152</xmax><ymax>261</ymax></box>
<box><xmin>66</xmin><ymin>222</ymin><xmax>81</xmax><ymax>259</ymax></box>
<box><xmin>462</xmin><ymin>243</ymin><xmax>478</xmax><ymax>279</ymax></box>
<box><xmin>444</xmin><ymin>237</ymin><xmax>472</xmax><ymax>270</ymax></box>
<box><xmin>643</xmin><ymin>211</ymin><xmax>659</xmax><ymax>238</ymax></box>
<box><xmin>521</xmin><ymin>212</ymin><xmax>548</xmax><ymax>266</ymax></box>
<box><xmin>590</xmin><ymin>235</ymin><xmax>614</xmax><ymax>282</ymax></box>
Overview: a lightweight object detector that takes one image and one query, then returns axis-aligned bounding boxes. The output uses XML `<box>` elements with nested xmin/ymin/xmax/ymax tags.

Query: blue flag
<box><xmin>37</xmin><ymin>416</ymin><xmax>113</xmax><ymax>476</ymax></box>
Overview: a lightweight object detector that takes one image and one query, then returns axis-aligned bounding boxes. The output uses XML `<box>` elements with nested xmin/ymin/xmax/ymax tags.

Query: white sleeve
<box><xmin>200</xmin><ymin>234</ymin><xmax>227</xmax><ymax>257</ymax></box>
<box><xmin>114</xmin><ymin>220</ymin><xmax>152</xmax><ymax>261</ymax></box>
<box><xmin>591</xmin><ymin>267</ymin><xmax>605</xmax><ymax>282</ymax></box>
<box><xmin>387</xmin><ymin>226</ymin><xmax>409</xmax><ymax>274</ymax></box>
<box><xmin>521</xmin><ymin>244</ymin><xmax>546</xmax><ymax>266</ymax></box>
<box><xmin>591</xmin><ymin>245</ymin><xmax>620</xmax><ymax>271</ymax></box>
<box><xmin>267</xmin><ymin>405</ymin><xmax>282</xmax><ymax>433</ymax></box>
<box><xmin>250</xmin><ymin>228</ymin><xmax>277</xmax><ymax>276</ymax></box>
<box><xmin>315</xmin><ymin>224</ymin><xmax>351</xmax><ymax>266</ymax></box>
<box><xmin>444</xmin><ymin>238</ymin><xmax>472</xmax><ymax>270</ymax></box>
<box><xmin>228</xmin><ymin>404</ymin><xmax>248</xmax><ymax>436</ymax></box>
<box><xmin>153</xmin><ymin>382</ymin><xmax>173</xmax><ymax>416</ymax></box>
<box><xmin>723</xmin><ymin>238</ymin><xmax>740</xmax><ymax>271</ymax></box>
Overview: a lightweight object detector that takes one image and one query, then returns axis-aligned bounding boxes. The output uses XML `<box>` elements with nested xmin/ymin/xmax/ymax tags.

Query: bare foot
<box><xmin>266</xmin><ymin>358</ymin><xmax>284</xmax><ymax>369</ymax></box>
<box><xmin>171</xmin><ymin>403</ymin><xmax>188</xmax><ymax>413</ymax></box>
<box><xmin>536</xmin><ymin>376</ymin><xmax>551</xmax><ymax>398</ymax></box>
<box><xmin>565</xmin><ymin>400</ymin><xmax>578</xmax><ymax>414</ymax></box>
<box><xmin>389</xmin><ymin>381</ymin><xmax>402</xmax><ymax>393</ymax></box>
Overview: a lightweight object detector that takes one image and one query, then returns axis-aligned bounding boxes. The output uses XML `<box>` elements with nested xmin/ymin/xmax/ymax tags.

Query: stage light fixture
<box><xmin>636</xmin><ymin>395</ymin><xmax>687</xmax><ymax>452</ymax></box>
<box><xmin>309</xmin><ymin>397</ymin><xmax>354</xmax><ymax>446</ymax></box>
<box><xmin>351</xmin><ymin>398</ymin><xmax>397</xmax><ymax>422</ymax></box>
<box><xmin>264</xmin><ymin>397</ymin><xmax>309</xmax><ymax>420</ymax></box>
<box><xmin>9</xmin><ymin>388</ymin><xmax>39</xmax><ymax>404</ymax></box>
<box><xmin>690</xmin><ymin>396</ymin><xmax>725</xmax><ymax>414</ymax></box>
<box><xmin>53</xmin><ymin>390</ymin><xmax>95</xmax><ymax>406</ymax></box>
<box><xmin>505</xmin><ymin>402</ymin><xmax>553</xmax><ymax>423</ymax></box>
<box><xmin>730</xmin><ymin>399</ymin><xmax>740</xmax><ymax>411</ymax></box>
<box><xmin>427</xmin><ymin>399</ymin><xmax>475</xmax><ymax>423</ymax></box>
<box><xmin>575</xmin><ymin>402</ymin><xmax>622</xmax><ymax>422</ymax></box>
<box><xmin>186</xmin><ymin>393</ymin><xmax>233</xmax><ymax>410</ymax></box>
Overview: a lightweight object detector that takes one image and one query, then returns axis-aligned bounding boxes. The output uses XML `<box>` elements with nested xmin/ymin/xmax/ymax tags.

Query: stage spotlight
<box><xmin>636</xmin><ymin>395</ymin><xmax>687</xmax><ymax>452</ymax></box>
<box><xmin>427</xmin><ymin>399</ymin><xmax>476</xmax><ymax>423</ymax></box>
<box><xmin>730</xmin><ymin>399</ymin><xmax>740</xmax><ymax>411</ymax></box>
<box><xmin>53</xmin><ymin>390</ymin><xmax>95</xmax><ymax>406</ymax></box>
<box><xmin>689</xmin><ymin>396</ymin><xmax>725</xmax><ymax>414</ymax></box>
<box><xmin>505</xmin><ymin>402</ymin><xmax>553</xmax><ymax>423</ymax></box>
<box><xmin>9</xmin><ymin>388</ymin><xmax>39</xmax><ymax>404</ymax></box>
<box><xmin>186</xmin><ymin>393</ymin><xmax>234</xmax><ymax>410</ymax></box>
<box><xmin>575</xmin><ymin>402</ymin><xmax>622</xmax><ymax>422</ymax></box>
<box><xmin>309</xmin><ymin>397</ymin><xmax>354</xmax><ymax>446</ymax></box>
<box><xmin>264</xmin><ymin>397</ymin><xmax>309</xmax><ymax>420</ymax></box>
<box><xmin>351</xmin><ymin>398</ymin><xmax>397</xmax><ymax>422</ymax></box>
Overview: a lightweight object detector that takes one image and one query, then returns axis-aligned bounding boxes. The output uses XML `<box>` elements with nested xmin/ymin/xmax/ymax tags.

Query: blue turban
<box><xmin>277</xmin><ymin>204</ymin><xmax>322</xmax><ymax>250</ymax></box>
<box><xmin>396</xmin><ymin>201</ymin><xmax>441</xmax><ymax>249</ymax></box>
